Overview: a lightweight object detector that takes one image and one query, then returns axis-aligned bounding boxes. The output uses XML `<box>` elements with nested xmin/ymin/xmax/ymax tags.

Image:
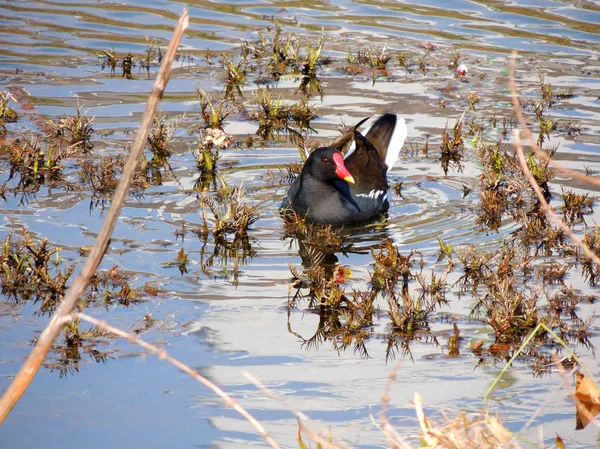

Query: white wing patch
<box><xmin>356</xmin><ymin>189</ymin><xmax>384</xmax><ymax>199</ymax></box>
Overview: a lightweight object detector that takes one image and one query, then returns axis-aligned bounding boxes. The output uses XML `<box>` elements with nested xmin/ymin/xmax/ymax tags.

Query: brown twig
<box><xmin>243</xmin><ymin>372</ymin><xmax>347</xmax><ymax>449</ymax></box>
<box><xmin>513</xmin><ymin>129</ymin><xmax>600</xmax><ymax>267</ymax></box>
<box><xmin>414</xmin><ymin>392</ymin><xmax>437</xmax><ymax>447</ymax></box>
<box><xmin>0</xmin><ymin>10</ymin><xmax>190</xmax><ymax>423</ymax></box>
<box><xmin>508</xmin><ymin>51</ymin><xmax>600</xmax><ymax>189</ymax></box>
<box><xmin>380</xmin><ymin>361</ymin><xmax>410</xmax><ymax>449</ymax></box>
<box><xmin>297</xmin><ymin>419</ymin><xmax>345</xmax><ymax>449</ymax></box>
<box><xmin>509</xmin><ymin>51</ymin><xmax>600</xmax><ymax>268</ymax></box>
<box><xmin>73</xmin><ymin>313</ymin><xmax>282</xmax><ymax>449</ymax></box>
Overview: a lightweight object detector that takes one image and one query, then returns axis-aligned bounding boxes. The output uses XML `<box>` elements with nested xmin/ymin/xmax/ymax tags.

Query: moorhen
<box><xmin>282</xmin><ymin>113</ymin><xmax>407</xmax><ymax>225</ymax></box>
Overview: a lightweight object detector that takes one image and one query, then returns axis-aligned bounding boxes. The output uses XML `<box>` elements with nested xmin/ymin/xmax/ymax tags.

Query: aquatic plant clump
<box><xmin>0</xmin><ymin>90</ymin><xmax>17</xmax><ymax>135</ymax></box>
<box><xmin>92</xmin><ymin>27</ymin><xmax>600</xmax><ymax>371</ymax></box>
<box><xmin>44</xmin><ymin>106</ymin><xmax>95</xmax><ymax>153</ymax></box>
<box><xmin>200</xmin><ymin>182</ymin><xmax>261</xmax><ymax>240</ymax></box>
<box><xmin>0</xmin><ymin>229</ymin><xmax>75</xmax><ymax>312</ymax></box>
<box><xmin>2</xmin><ymin>12</ymin><xmax>600</xmax><ymax>449</ymax></box>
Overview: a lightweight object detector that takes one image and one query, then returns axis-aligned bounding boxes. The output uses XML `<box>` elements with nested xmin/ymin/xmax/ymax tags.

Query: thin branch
<box><xmin>73</xmin><ymin>313</ymin><xmax>281</xmax><ymax>449</ymax></box>
<box><xmin>508</xmin><ymin>51</ymin><xmax>600</xmax><ymax>189</ymax></box>
<box><xmin>380</xmin><ymin>361</ymin><xmax>410</xmax><ymax>449</ymax></box>
<box><xmin>513</xmin><ymin>129</ymin><xmax>600</xmax><ymax>267</ymax></box>
<box><xmin>0</xmin><ymin>10</ymin><xmax>190</xmax><ymax>423</ymax></box>
<box><xmin>244</xmin><ymin>372</ymin><xmax>347</xmax><ymax>449</ymax></box>
<box><xmin>414</xmin><ymin>392</ymin><xmax>437</xmax><ymax>447</ymax></box>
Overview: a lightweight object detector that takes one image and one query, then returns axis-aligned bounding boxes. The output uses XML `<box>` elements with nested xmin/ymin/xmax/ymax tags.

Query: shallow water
<box><xmin>1</xmin><ymin>0</ymin><xmax>600</xmax><ymax>448</ymax></box>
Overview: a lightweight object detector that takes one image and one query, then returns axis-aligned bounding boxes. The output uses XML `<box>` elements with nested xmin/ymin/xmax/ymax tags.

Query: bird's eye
<box><xmin>322</xmin><ymin>157</ymin><xmax>329</xmax><ymax>164</ymax></box>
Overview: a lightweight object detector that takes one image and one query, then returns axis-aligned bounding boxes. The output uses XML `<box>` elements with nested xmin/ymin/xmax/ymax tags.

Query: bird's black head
<box><xmin>303</xmin><ymin>147</ymin><xmax>355</xmax><ymax>184</ymax></box>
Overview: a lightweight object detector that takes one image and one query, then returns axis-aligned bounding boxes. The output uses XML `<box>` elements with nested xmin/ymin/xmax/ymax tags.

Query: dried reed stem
<box><xmin>380</xmin><ymin>362</ymin><xmax>410</xmax><ymax>449</ymax></box>
<box><xmin>0</xmin><ymin>10</ymin><xmax>190</xmax><ymax>423</ymax></box>
<box><xmin>509</xmin><ymin>51</ymin><xmax>600</xmax><ymax>268</ymax></box>
<box><xmin>508</xmin><ymin>51</ymin><xmax>600</xmax><ymax>189</ymax></box>
<box><xmin>513</xmin><ymin>130</ymin><xmax>600</xmax><ymax>267</ymax></box>
<box><xmin>243</xmin><ymin>372</ymin><xmax>345</xmax><ymax>449</ymax></box>
<box><xmin>74</xmin><ymin>313</ymin><xmax>281</xmax><ymax>449</ymax></box>
<box><xmin>414</xmin><ymin>393</ymin><xmax>437</xmax><ymax>446</ymax></box>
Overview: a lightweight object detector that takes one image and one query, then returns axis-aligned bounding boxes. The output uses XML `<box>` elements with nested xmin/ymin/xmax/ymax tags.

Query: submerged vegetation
<box><xmin>0</xmin><ymin>20</ymin><xmax>597</xmax><ymax>369</ymax></box>
<box><xmin>1</xmin><ymin>14</ymin><xmax>600</xmax><ymax>449</ymax></box>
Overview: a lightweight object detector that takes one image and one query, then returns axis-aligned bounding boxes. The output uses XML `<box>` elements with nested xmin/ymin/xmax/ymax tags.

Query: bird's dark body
<box><xmin>282</xmin><ymin>114</ymin><xmax>404</xmax><ymax>225</ymax></box>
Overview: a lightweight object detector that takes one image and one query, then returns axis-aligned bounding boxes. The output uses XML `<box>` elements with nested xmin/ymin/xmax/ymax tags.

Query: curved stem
<box><xmin>0</xmin><ymin>10</ymin><xmax>189</xmax><ymax>423</ymax></box>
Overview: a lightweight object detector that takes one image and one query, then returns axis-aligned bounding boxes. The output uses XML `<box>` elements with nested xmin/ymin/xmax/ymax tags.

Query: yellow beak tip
<box><xmin>344</xmin><ymin>175</ymin><xmax>355</xmax><ymax>184</ymax></box>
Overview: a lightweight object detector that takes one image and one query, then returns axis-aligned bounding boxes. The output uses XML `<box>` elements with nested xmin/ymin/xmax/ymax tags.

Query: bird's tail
<box><xmin>345</xmin><ymin>114</ymin><xmax>408</xmax><ymax>169</ymax></box>
<box><xmin>364</xmin><ymin>114</ymin><xmax>407</xmax><ymax>169</ymax></box>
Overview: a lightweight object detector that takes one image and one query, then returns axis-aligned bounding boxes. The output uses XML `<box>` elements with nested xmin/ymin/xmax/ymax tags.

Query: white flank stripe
<box><xmin>356</xmin><ymin>189</ymin><xmax>384</xmax><ymax>199</ymax></box>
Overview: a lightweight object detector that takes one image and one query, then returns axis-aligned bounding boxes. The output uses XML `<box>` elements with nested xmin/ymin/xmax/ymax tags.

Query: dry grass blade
<box><xmin>244</xmin><ymin>372</ymin><xmax>348</xmax><ymax>449</ymax></box>
<box><xmin>0</xmin><ymin>10</ymin><xmax>190</xmax><ymax>423</ymax></box>
<box><xmin>508</xmin><ymin>51</ymin><xmax>600</xmax><ymax>189</ymax></box>
<box><xmin>415</xmin><ymin>392</ymin><xmax>520</xmax><ymax>449</ymax></box>
<box><xmin>513</xmin><ymin>130</ymin><xmax>600</xmax><ymax>268</ymax></box>
<box><xmin>73</xmin><ymin>313</ymin><xmax>281</xmax><ymax>449</ymax></box>
<box><xmin>380</xmin><ymin>362</ymin><xmax>411</xmax><ymax>449</ymax></box>
<box><xmin>329</xmin><ymin>116</ymin><xmax>370</xmax><ymax>152</ymax></box>
<box><xmin>414</xmin><ymin>393</ymin><xmax>437</xmax><ymax>447</ymax></box>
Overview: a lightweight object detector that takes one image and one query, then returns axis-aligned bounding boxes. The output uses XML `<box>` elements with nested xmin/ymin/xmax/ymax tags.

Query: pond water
<box><xmin>1</xmin><ymin>0</ymin><xmax>600</xmax><ymax>448</ymax></box>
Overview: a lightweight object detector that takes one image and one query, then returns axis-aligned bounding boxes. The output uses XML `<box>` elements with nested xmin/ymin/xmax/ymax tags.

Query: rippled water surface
<box><xmin>1</xmin><ymin>1</ymin><xmax>600</xmax><ymax>448</ymax></box>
